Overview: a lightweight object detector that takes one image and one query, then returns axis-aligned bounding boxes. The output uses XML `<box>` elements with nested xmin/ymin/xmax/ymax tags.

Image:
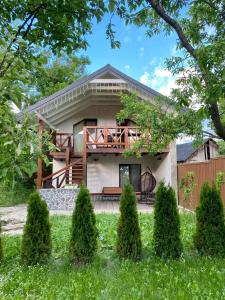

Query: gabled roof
<box><xmin>18</xmin><ymin>64</ymin><xmax>166</xmax><ymax>127</ymax></box>
<box><xmin>176</xmin><ymin>138</ymin><xmax>217</xmax><ymax>162</ymax></box>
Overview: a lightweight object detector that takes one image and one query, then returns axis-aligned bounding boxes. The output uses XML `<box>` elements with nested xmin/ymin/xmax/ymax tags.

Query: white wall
<box><xmin>55</xmin><ymin>105</ymin><xmax>121</xmax><ymax>133</ymax></box>
<box><xmin>86</xmin><ymin>151</ymin><xmax>177</xmax><ymax>193</ymax></box>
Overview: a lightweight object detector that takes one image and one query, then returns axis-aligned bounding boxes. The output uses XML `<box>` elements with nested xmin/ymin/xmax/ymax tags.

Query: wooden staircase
<box><xmin>42</xmin><ymin>158</ymin><xmax>83</xmax><ymax>188</ymax></box>
<box><xmin>43</xmin><ymin>133</ymin><xmax>85</xmax><ymax>188</ymax></box>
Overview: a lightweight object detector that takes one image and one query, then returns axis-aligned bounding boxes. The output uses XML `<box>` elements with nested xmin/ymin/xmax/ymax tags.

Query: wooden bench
<box><xmin>102</xmin><ymin>187</ymin><xmax>122</xmax><ymax>200</ymax></box>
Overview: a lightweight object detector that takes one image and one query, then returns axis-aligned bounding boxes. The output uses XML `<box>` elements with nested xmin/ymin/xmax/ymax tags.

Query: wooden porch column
<box><xmin>83</xmin><ymin>127</ymin><xmax>87</xmax><ymax>186</ymax></box>
<box><xmin>37</xmin><ymin>120</ymin><xmax>45</xmax><ymax>189</ymax></box>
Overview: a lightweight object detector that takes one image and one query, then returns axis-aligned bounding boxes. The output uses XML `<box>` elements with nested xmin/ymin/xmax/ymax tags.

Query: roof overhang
<box><xmin>18</xmin><ymin>64</ymin><xmax>170</xmax><ymax>128</ymax></box>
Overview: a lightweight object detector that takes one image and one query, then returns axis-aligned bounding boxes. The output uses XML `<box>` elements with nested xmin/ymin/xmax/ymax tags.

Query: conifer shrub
<box><xmin>193</xmin><ymin>182</ymin><xmax>225</xmax><ymax>256</ymax></box>
<box><xmin>70</xmin><ymin>185</ymin><xmax>98</xmax><ymax>264</ymax></box>
<box><xmin>116</xmin><ymin>184</ymin><xmax>142</xmax><ymax>261</ymax></box>
<box><xmin>21</xmin><ymin>191</ymin><xmax>51</xmax><ymax>265</ymax></box>
<box><xmin>153</xmin><ymin>182</ymin><xmax>183</xmax><ymax>259</ymax></box>
<box><xmin>0</xmin><ymin>220</ymin><xmax>3</xmax><ymax>262</ymax></box>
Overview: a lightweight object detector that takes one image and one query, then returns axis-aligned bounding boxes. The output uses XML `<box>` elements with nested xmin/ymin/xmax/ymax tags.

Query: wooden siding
<box><xmin>178</xmin><ymin>157</ymin><xmax>225</xmax><ymax>210</ymax></box>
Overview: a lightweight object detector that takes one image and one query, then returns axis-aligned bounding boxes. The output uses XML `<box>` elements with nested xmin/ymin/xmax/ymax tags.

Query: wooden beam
<box><xmin>37</xmin><ymin>119</ymin><xmax>45</xmax><ymax>189</ymax></box>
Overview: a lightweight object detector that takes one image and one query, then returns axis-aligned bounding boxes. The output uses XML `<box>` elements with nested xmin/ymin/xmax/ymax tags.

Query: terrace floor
<box><xmin>0</xmin><ymin>201</ymin><xmax>153</xmax><ymax>235</ymax></box>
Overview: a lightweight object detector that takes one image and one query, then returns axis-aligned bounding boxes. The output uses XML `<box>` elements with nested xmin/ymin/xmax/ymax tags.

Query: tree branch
<box><xmin>146</xmin><ymin>0</ymin><xmax>197</xmax><ymax>59</ymax></box>
<box><xmin>0</xmin><ymin>4</ymin><xmax>45</xmax><ymax>77</ymax></box>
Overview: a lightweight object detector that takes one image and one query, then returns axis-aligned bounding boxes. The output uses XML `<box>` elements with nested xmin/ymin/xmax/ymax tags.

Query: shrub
<box><xmin>0</xmin><ymin>220</ymin><xmax>3</xmax><ymax>262</ymax></box>
<box><xmin>193</xmin><ymin>182</ymin><xmax>225</xmax><ymax>256</ymax></box>
<box><xmin>70</xmin><ymin>185</ymin><xmax>98</xmax><ymax>264</ymax></box>
<box><xmin>116</xmin><ymin>184</ymin><xmax>142</xmax><ymax>261</ymax></box>
<box><xmin>21</xmin><ymin>191</ymin><xmax>51</xmax><ymax>265</ymax></box>
<box><xmin>153</xmin><ymin>182</ymin><xmax>183</xmax><ymax>259</ymax></box>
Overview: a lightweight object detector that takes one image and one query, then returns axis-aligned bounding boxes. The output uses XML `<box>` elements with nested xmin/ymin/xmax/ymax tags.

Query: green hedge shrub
<box><xmin>116</xmin><ymin>184</ymin><xmax>142</xmax><ymax>261</ymax></box>
<box><xmin>0</xmin><ymin>220</ymin><xmax>3</xmax><ymax>262</ymax></box>
<box><xmin>193</xmin><ymin>182</ymin><xmax>225</xmax><ymax>256</ymax></box>
<box><xmin>153</xmin><ymin>182</ymin><xmax>183</xmax><ymax>259</ymax></box>
<box><xmin>70</xmin><ymin>185</ymin><xmax>98</xmax><ymax>264</ymax></box>
<box><xmin>21</xmin><ymin>191</ymin><xmax>51</xmax><ymax>265</ymax></box>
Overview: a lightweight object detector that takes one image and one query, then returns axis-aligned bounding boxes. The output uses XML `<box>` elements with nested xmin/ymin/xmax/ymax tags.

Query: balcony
<box><xmin>51</xmin><ymin>126</ymin><xmax>169</xmax><ymax>158</ymax></box>
<box><xmin>84</xmin><ymin>126</ymin><xmax>141</xmax><ymax>153</ymax></box>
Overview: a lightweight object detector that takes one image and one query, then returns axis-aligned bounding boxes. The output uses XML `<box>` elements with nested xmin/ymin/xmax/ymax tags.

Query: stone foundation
<box><xmin>39</xmin><ymin>188</ymin><xmax>80</xmax><ymax>210</ymax></box>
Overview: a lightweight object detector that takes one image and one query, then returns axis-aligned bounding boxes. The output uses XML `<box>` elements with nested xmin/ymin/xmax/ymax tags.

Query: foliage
<box><xmin>117</xmin><ymin>93</ymin><xmax>203</xmax><ymax>155</ymax></box>
<box><xmin>116</xmin><ymin>184</ymin><xmax>142</xmax><ymax>261</ymax></box>
<box><xmin>0</xmin><ymin>0</ymin><xmax>98</xmax><ymax>183</ymax></box>
<box><xmin>28</xmin><ymin>53</ymin><xmax>90</xmax><ymax>104</ymax></box>
<box><xmin>217</xmin><ymin>141</ymin><xmax>225</xmax><ymax>156</ymax></box>
<box><xmin>215</xmin><ymin>172</ymin><xmax>225</xmax><ymax>192</ymax></box>
<box><xmin>153</xmin><ymin>182</ymin><xmax>183</xmax><ymax>259</ymax></box>
<box><xmin>0</xmin><ymin>104</ymin><xmax>55</xmax><ymax>184</ymax></box>
<box><xmin>0</xmin><ymin>220</ymin><xmax>3</xmax><ymax>262</ymax></box>
<box><xmin>108</xmin><ymin>0</ymin><xmax>225</xmax><ymax>150</ymax></box>
<box><xmin>70</xmin><ymin>185</ymin><xmax>98</xmax><ymax>264</ymax></box>
<box><xmin>21</xmin><ymin>191</ymin><xmax>51</xmax><ymax>265</ymax></box>
<box><xmin>193</xmin><ymin>183</ymin><xmax>225</xmax><ymax>257</ymax></box>
<box><xmin>179</xmin><ymin>172</ymin><xmax>196</xmax><ymax>209</ymax></box>
<box><xmin>0</xmin><ymin>178</ymin><xmax>34</xmax><ymax>206</ymax></box>
<box><xmin>1</xmin><ymin>214</ymin><xmax>225</xmax><ymax>299</ymax></box>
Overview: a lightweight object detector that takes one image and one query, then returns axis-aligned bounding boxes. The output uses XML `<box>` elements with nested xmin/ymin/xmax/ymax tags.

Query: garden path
<box><xmin>0</xmin><ymin>202</ymin><xmax>153</xmax><ymax>235</ymax></box>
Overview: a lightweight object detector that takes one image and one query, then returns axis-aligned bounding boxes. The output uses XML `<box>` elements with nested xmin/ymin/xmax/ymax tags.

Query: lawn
<box><xmin>0</xmin><ymin>214</ymin><xmax>225</xmax><ymax>300</ymax></box>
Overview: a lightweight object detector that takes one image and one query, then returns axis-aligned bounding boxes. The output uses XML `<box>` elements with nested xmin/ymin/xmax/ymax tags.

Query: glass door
<box><xmin>73</xmin><ymin>119</ymin><xmax>97</xmax><ymax>153</ymax></box>
<box><xmin>119</xmin><ymin>164</ymin><xmax>141</xmax><ymax>192</ymax></box>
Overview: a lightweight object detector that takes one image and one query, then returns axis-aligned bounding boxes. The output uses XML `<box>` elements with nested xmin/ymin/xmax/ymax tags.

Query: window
<box><xmin>119</xmin><ymin>164</ymin><xmax>141</xmax><ymax>192</ymax></box>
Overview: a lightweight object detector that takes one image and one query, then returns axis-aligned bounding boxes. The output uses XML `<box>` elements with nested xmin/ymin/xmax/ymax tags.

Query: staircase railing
<box><xmin>42</xmin><ymin>158</ymin><xmax>83</xmax><ymax>188</ymax></box>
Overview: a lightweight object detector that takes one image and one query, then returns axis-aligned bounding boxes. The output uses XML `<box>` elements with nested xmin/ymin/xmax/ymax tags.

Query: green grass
<box><xmin>1</xmin><ymin>214</ymin><xmax>225</xmax><ymax>300</ymax></box>
<box><xmin>0</xmin><ymin>180</ymin><xmax>34</xmax><ymax>207</ymax></box>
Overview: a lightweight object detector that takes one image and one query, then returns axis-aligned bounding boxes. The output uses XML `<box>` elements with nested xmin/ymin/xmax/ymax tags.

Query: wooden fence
<box><xmin>177</xmin><ymin>157</ymin><xmax>225</xmax><ymax>210</ymax></box>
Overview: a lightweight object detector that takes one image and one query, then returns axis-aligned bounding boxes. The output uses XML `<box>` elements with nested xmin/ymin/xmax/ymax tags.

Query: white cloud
<box><xmin>139</xmin><ymin>47</ymin><xmax>145</xmax><ymax>57</ymax></box>
<box><xmin>139</xmin><ymin>72</ymin><xmax>150</xmax><ymax>85</ymax></box>
<box><xmin>154</xmin><ymin>67</ymin><xmax>172</xmax><ymax>78</ymax></box>
<box><xmin>124</xmin><ymin>64</ymin><xmax>130</xmax><ymax>70</ymax></box>
<box><xmin>149</xmin><ymin>57</ymin><xmax>157</xmax><ymax>66</ymax></box>
<box><xmin>139</xmin><ymin>66</ymin><xmax>177</xmax><ymax>96</ymax></box>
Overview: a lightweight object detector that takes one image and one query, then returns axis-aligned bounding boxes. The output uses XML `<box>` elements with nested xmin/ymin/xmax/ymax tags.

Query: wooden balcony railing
<box><xmin>52</xmin><ymin>132</ymin><xmax>73</xmax><ymax>151</ymax></box>
<box><xmin>83</xmin><ymin>126</ymin><xmax>141</xmax><ymax>152</ymax></box>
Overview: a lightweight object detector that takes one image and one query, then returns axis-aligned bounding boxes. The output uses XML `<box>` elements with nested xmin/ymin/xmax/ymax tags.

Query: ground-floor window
<box><xmin>119</xmin><ymin>164</ymin><xmax>141</xmax><ymax>192</ymax></box>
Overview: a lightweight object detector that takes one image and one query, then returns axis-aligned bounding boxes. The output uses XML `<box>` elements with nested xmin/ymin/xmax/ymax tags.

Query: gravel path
<box><xmin>0</xmin><ymin>202</ymin><xmax>153</xmax><ymax>235</ymax></box>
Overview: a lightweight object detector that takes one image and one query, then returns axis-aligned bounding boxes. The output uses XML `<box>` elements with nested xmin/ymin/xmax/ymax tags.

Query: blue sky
<box><xmin>81</xmin><ymin>14</ymin><xmax>178</xmax><ymax>96</ymax></box>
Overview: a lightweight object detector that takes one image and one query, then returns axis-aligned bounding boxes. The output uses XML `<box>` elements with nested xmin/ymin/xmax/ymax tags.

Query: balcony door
<box><xmin>119</xmin><ymin>164</ymin><xmax>141</xmax><ymax>192</ymax></box>
<box><xmin>73</xmin><ymin>119</ymin><xmax>97</xmax><ymax>153</ymax></box>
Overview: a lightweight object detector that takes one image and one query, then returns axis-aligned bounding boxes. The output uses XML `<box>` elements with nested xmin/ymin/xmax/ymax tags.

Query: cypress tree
<box><xmin>153</xmin><ymin>182</ymin><xmax>183</xmax><ymax>259</ymax></box>
<box><xmin>0</xmin><ymin>220</ymin><xmax>3</xmax><ymax>262</ymax></box>
<box><xmin>116</xmin><ymin>184</ymin><xmax>142</xmax><ymax>261</ymax></box>
<box><xmin>21</xmin><ymin>191</ymin><xmax>51</xmax><ymax>265</ymax></box>
<box><xmin>70</xmin><ymin>185</ymin><xmax>98</xmax><ymax>264</ymax></box>
<box><xmin>193</xmin><ymin>182</ymin><xmax>225</xmax><ymax>256</ymax></box>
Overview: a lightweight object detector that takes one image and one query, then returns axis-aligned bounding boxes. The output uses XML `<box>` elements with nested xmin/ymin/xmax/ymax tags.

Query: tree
<box><xmin>0</xmin><ymin>0</ymin><xmax>103</xmax><ymax>182</ymax></box>
<box><xmin>0</xmin><ymin>220</ymin><xmax>3</xmax><ymax>262</ymax></box>
<box><xmin>193</xmin><ymin>183</ymin><xmax>225</xmax><ymax>257</ymax></box>
<box><xmin>70</xmin><ymin>185</ymin><xmax>98</xmax><ymax>264</ymax></box>
<box><xmin>28</xmin><ymin>53</ymin><xmax>90</xmax><ymax>104</ymax></box>
<box><xmin>21</xmin><ymin>191</ymin><xmax>51</xmax><ymax>265</ymax></box>
<box><xmin>107</xmin><ymin>0</ymin><xmax>225</xmax><ymax>151</ymax></box>
<box><xmin>218</xmin><ymin>141</ymin><xmax>225</xmax><ymax>156</ymax></box>
<box><xmin>153</xmin><ymin>182</ymin><xmax>182</xmax><ymax>259</ymax></box>
<box><xmin>116</xmin><ymin>184</ymin><xmax>142</xmax><ymax>261</ymax></box>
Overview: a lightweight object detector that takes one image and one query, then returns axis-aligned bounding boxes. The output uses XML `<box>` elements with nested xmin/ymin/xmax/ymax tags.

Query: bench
<box><xmin>102</xmin><ymin>187</ymin><xmax>122</xmax><ymax>200</ymax></box>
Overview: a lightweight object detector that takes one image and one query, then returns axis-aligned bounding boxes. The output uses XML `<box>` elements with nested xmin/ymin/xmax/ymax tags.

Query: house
<box><xmin>177</xmin><ymin>138</ymin><xmax>218</xmax><ymax>164</ymax></box>
<box><xmin>20</xmin><ymin>64</ymin><xmax>177</xmax><ymax>199</ymax></box>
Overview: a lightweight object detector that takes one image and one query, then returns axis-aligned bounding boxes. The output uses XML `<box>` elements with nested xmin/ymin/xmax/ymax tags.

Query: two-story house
<box><xmin>20</xmin><ymin>65</ymin><xmax>177</xmax><ymax>200</ymax></box>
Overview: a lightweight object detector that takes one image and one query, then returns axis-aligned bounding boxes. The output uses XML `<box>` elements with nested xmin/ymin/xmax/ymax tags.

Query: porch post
<box><xmin>83</xmin><ymin>127</ymin><xmax>87</xmax><ymax>186</ymax></box>
<box><xmin>37</xmin><ymin>119</ymin><xmax>45</xmax><ymax>189</ymax></box>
